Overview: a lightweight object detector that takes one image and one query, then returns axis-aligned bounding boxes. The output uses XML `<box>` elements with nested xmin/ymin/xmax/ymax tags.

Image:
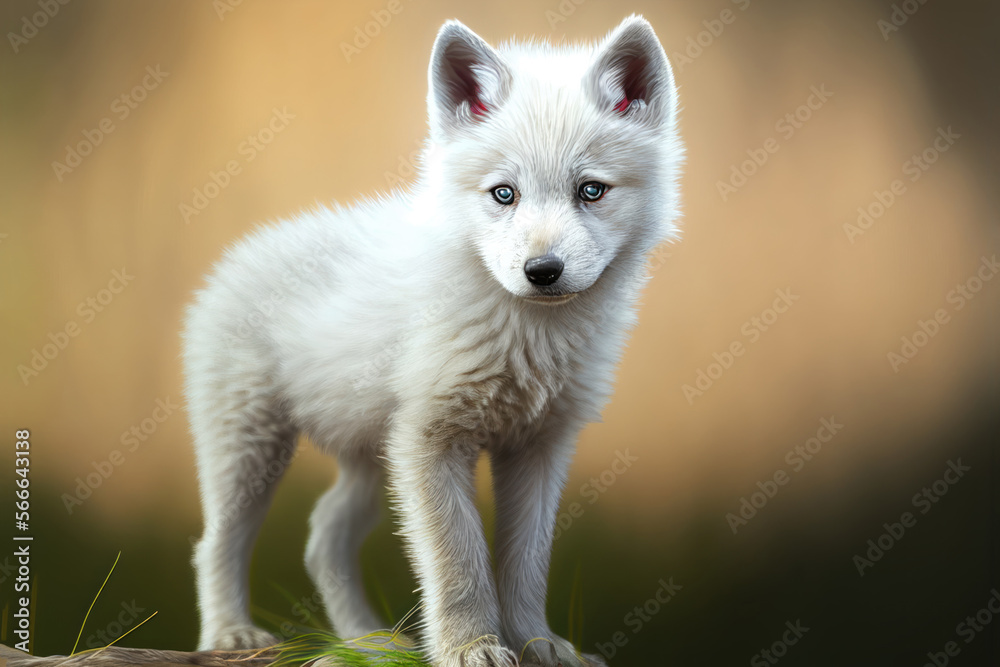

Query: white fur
<box><xmin>184</xmin><ymin>15</ymin><xmax>683</xmax><ymax>667</ymax></box>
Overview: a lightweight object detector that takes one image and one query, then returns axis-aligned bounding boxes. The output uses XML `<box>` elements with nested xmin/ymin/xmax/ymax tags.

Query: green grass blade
<box><xmin>70</xmin><ymin>551</ymin><xmax>121</xmax><ymax>656</ymax></box>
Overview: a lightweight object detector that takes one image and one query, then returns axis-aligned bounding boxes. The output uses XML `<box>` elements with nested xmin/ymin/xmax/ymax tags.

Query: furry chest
<box><xmin>424</xmin><ymin>363</ymin><xmax>565</xmax><ymax>452</ymax></box>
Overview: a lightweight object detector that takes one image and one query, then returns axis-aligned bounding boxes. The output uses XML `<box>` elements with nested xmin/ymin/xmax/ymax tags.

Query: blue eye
<box><xmin>491</xmin><ymin>185</ymin><xmax>516</xmax><ymax>205</ymax></box>
<box><xmin>579</xmin><ymin>181</ymin><xmax>607</xmax><ymax>202</ymax></box>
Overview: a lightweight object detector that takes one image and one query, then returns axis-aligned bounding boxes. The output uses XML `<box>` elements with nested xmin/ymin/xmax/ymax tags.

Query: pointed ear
<box><xmin>427</xmin><ymin>20</ymin><xmax>512</xmax><ymax>139</ymax></box>
<box><xmin>585</xmin><ymin>15</ymin><xmax>676</xmax><ymax>125</ymax></box>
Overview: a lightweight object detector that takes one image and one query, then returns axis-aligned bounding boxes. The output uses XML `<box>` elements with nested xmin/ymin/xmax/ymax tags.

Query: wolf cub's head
<box><xmin>424</xmin><ymin>15</ymin><xmax>683</xmax><ymax>305</ymax></box>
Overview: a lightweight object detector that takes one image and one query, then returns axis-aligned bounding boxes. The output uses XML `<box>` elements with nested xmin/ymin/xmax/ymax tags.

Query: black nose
<box><xmin>524</xmin><ymin>254</ymin><xmax>564</xmax><ymax>286</ymax></box>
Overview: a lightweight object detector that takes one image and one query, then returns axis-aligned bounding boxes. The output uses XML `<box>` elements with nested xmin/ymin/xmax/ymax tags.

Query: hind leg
<box><xmin>191</xmin><ymin>391</ymin><xmax>297</xmax><ymax>650</ymax></box>
<box><xmin>305</xmin><ymin>455</ymin><xmax>386</xmax><ymax>639</ymax></box>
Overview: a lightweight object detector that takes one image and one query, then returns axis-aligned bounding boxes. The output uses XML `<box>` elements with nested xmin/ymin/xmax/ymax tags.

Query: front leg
<box><xmin>385</xmin><ymin>412</ymin><xmax>517</xmax><ymax>667</ymax></box>
<box><xmin>491</xmin><ymin>417</ymin><xmax>606</xmax><ymax>667</ymax></box>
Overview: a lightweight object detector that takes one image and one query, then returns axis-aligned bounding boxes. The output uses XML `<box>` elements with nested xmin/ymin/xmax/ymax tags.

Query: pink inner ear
<box><xmin>614</xmin><ymin>96</ymin><xmax>630</xmax><ymax>113</ymax></box>
<box><xmin>470</xmin><ymin>98</ymin><xmax>489</xmax><ymax>115</ymax></box>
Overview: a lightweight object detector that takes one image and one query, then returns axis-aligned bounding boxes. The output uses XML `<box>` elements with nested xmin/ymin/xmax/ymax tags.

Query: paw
<box><xmin>441</xmin><ymin>636</ymin><xmax>519</xmax><ymax>667</ymax></box>
<box><xmin>518</xmin><ymin>635</ymin><xmax>607</xmax><ymax>667</ymax></box>
<box><xmin>202</xmin><ymin>625</ymin><xmax>279</xmax><ymax>650</ymax></box>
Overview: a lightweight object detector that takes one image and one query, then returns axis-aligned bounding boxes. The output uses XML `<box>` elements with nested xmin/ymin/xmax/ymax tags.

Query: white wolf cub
<box><xmin>184</xmin><ymin>14</ymin><xmax>682</xmax><ymax>667</ymax></box>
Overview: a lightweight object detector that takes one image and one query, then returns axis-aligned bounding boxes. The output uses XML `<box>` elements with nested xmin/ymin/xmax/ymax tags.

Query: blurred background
<box><xmin>1</xmin><ymin>0</ymin><xmax>997</xmax><ymax>664</ymax></box>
